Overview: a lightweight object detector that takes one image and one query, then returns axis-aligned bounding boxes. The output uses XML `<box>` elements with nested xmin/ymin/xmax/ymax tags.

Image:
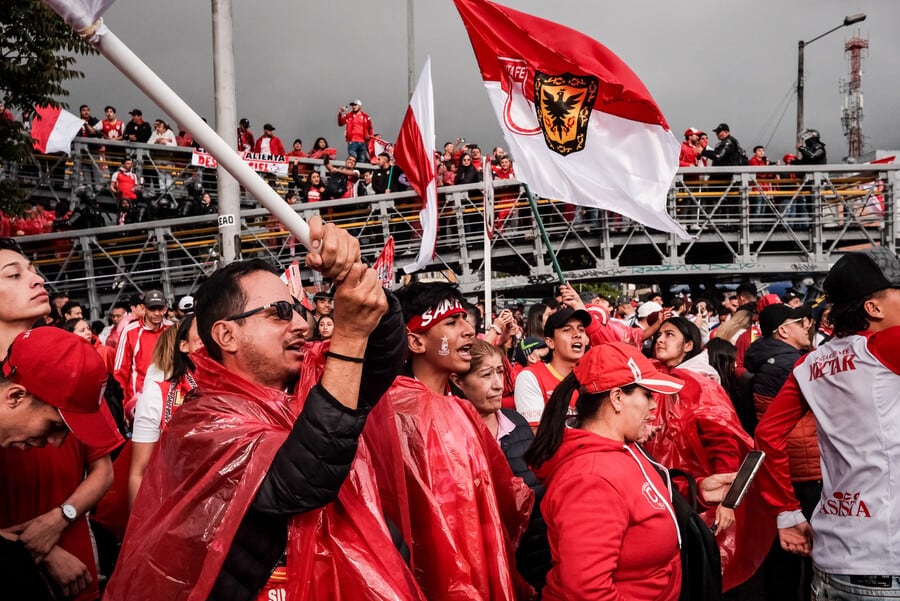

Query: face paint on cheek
<box><xmin>439</xmin><ymin>336</ymin><xmax>450</xmax><ymax>356</ymax></box>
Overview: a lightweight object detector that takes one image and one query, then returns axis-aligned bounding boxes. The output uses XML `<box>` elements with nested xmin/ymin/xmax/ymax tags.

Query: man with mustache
<box><xmin>107</xmin><ymin>217</ymin><xmax>414</xmax><ymax>601</ymax></box>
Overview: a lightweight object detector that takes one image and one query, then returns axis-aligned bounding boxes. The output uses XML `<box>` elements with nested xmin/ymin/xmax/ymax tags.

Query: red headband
<box><xmin>407</xmin><ymin>298</ymin><xmax>467</xmax><ymax>334</ymax></box>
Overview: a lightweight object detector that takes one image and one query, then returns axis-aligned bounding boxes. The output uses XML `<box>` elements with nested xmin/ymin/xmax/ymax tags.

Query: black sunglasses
<box><xmin>225</xmin><ymin>298</ymin><xmax>307</xmax><ymax>322</ymax></box>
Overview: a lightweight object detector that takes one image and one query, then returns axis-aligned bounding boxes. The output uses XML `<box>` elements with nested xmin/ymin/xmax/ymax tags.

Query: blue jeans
<box><xmin>347</xmin><ymin>141</ymin><xmax>369</xmax><ymax>163</ymax></box>
<box><xmin>813</xmin><ymin>569</ymin><xmax>900</xmax><ymax>600</ymax></box>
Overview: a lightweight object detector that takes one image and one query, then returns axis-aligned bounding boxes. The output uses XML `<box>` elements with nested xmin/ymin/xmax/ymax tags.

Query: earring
<box><xmin>438</xmin><ymin>336</ymin><xmax>450</xmax><ymax>356</ymax></box>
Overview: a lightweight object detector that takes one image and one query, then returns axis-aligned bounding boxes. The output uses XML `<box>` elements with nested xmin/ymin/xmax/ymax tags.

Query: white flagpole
<box><xmin>483</xmin><ymin>158</ymin><xmax>493</xmax><ymax>326</ymax></box>
<box><xmin>44</xmin><ymin>13</ymin><xmax>311</xmax><ymax>249</ymax></box>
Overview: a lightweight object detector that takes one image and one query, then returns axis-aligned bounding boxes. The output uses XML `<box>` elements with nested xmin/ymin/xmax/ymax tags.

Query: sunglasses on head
<box><xmin>225</xmin><ymin>298</ymin><xmax>307</xmax><ymax>322</ymax></box>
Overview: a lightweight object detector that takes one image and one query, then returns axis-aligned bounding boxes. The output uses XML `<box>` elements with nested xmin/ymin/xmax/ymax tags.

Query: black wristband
<box><xmin>325</xmin><ymin>350</ymin><xmax>365</xmax><ymax>364</ymax></box>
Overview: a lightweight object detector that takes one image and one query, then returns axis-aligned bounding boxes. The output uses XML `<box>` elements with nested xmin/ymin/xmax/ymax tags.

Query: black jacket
<box><xmin>795</xmin><ymin>139</ymin><xmax>827</xmax><ymax>165</ymax></box>
<box><xmin>209</xmin><ymin>293</ymin><xmax>406</xmax><ymax>601</ymax></box>
<box><xmin>701</xmin><ymin>135</ymin><xmax>743</xmax><ymax>167</ymax></box>
<box><xmin>499</xmin><ymin>408</ymin><xmax>551</xmax><ymax>593</ymax></box>
<box><xmin>371</xmin><ymin>165</ymin><xmax>404</xmax><ymax>194</ymax></box>
<box><xmin>743</xmin><ymin>336</ymin><xmax>802</xmax><ymax>398</ymax></box>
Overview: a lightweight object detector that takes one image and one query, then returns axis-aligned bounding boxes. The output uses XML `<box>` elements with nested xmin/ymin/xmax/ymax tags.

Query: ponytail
<box><xmin>525</xmin><ymin>372</ymin><xmax>580</xmax><ymax>469</ymax></box>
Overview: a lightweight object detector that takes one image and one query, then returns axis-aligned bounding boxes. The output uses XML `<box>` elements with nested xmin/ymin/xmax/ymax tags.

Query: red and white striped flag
<box><xmin>31</xmin><ymin>105</ymin><xmax>85</xmax><ymax>154</ymax></box>
<box><xmin>373</xmin><ymin>236</ymin><xmax>395</xmax><ymax>288</ymax></box>
<box><xmin>454</xmin><ymin>0</ymin><xmax>688</xmax><ymax>239</ymax></box>
<box><xmin>393</xmin><ymin>57</ymin><xmax>438</xmax><ymax>273</ymax></box>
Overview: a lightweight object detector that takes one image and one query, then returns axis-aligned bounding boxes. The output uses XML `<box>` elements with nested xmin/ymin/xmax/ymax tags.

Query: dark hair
<box><xmin>525</xmin><ymin>371</ymin><xmax>639</xmax><ymax>469</ymax></box>
<box><xmin>292</xmin><ymin>138</ymin><xmax>302</xmax><ymax>146</ymax></box>
<box><xmin>830</xmin><ymin>292</ymin><xmax>879</xmax><ymax>338</ymax></box>
<box><xmin>378</xmin><ymin>152</ymin><xmax>391</xmax><ymax>161</ymax></box>
<box><xmin>313</xmin><ymin>313</ymin><xmax>334</xmax><ymax>341</ymax></box>
<box><xmin>314</xmin><ymin>137</ymin><xmax>328</xmax><ymax>149</ymax></box>
<box><xmin>60</xmin><ymin>300</ymin><xmax>82</xmax><ymax>316</ymax></box>
<box><xmin>171</xmin><ymin>313</ymin><xmax>197</xmax><ymax>382</ymax></box>
<box><xmin>62</xmin><ymin>317</ymin><xmax>87</xmax><ymax>333</ymax></box>
<box><xmin>104</xmin><ymin>105</ymin><xmax>116</xmax><ymax>113</ymax></box>
<box><xmin>526</xmin><ymin>303</ymin><xmax>549</xmax><ymax>338</ymax></box>
<box><xmin>705</xmin><ymin>338</ymin><xmax>737</xmax><ymax>401</ymax></box>
<box><xmin>395</xmin><ymin>280</ymin><xmax>464</xmax><ymax>325</ymax></box>
<box><xmin>194</xmin><ymin>258</ymin><xmax>278</xmax><ymax>361</ymax></box>
<box><xmin>463</xmin><ymin>302</ymin><xmax>482</xmax><ymax>334</ymax></box>
<box><xmin>79</xmin><ymin>104</ymin><xmax>89</xmax><ymax>112</ymax></box>
<box><xmin>90</xmin><ymin>320</ymin><xmax>105</xmax><ymax>337</ymax></box>
<box><xmin>736</xmin><ymin>283</ymin><xmax>758</xmax><ymax>302</ymax></box>
<box><xmin>111</xmin><ymin>301</ymin><xmax>130</xmax><ymax>314</ymax></box>
<box><xmin>753</xmin><ymin>145</ymin><xmax>764</xmax><ymax>153</ymax></box>
<box><xmin>655</xmin><ymin>316</ymin><xmax>702</xmax><ymax>364</ymax></box>
<box><xmin>540</xmin><ymin>296</ymin><xmax>560</xmax><ymax>310</ymax></box>
<box><xmin>0</xmin><ymin>237</ymin><xmax>25</xmax><ymax>255</ymax></box>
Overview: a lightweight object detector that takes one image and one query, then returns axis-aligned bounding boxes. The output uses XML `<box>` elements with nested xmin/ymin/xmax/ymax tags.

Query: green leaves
<box><xmin>0</xmin><ymin>0</ymin><xmax>96</xmax><ymax>215</ymax></box>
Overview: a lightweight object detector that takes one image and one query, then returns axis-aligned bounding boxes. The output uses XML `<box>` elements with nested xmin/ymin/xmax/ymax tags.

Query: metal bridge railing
<box><xmin>7</xmin><ymin>145</ymin><xmax>898</xmax><ymax>318</ymax></box>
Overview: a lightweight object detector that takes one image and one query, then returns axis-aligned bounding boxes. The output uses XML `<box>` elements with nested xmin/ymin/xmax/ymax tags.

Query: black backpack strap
<box><xmin>668</xmin><ymin>467</ymin><xmax>702</xmax><ymax>512</ymax></box>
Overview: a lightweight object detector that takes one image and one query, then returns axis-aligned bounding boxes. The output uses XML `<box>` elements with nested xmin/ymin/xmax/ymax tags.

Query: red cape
<box><xmin>643</xmin><ymin>365</ymin><xmax>776</xmax><ymax>591</ymax></box>
<box><xmin>105</xmin><ymin>347</ymin><xmax>424</xmax><ymax>601</ymax></box>
<box><xmin>363</xmin><ymin>375</ymin><xmax>535</xmax><ymax>601</ymax></box>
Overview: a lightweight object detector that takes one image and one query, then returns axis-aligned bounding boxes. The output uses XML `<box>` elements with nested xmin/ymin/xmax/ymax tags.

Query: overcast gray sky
<box><xmin>66</xmin><ymin>0</ymin><xmax>898</xmax><ymax>161</ymax></box>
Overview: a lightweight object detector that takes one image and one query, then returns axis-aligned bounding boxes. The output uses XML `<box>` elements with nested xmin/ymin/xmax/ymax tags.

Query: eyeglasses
<box><xmin>225</xmin><ymin>298</ymin><xmax>307</xmax><ymax>322</ymax></box>
<box><xmin>780</xmin><ymin>317</ymin><xmax>808</xmax><ymax>328</ymax></box>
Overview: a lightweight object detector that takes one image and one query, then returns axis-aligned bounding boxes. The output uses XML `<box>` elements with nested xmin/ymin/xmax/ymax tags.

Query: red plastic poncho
<box><xmin>364</xmin><ymin>376</ymin><xmax>535</xmax><ymax>601</ymax></box>
<box><xmin>642</xmin><ymin>365</ymin><xmax>776</xmax><ymax>592</ymax></box>
<box><xmin>105</xmin><ymin>347</ymin><xmax>424</xmax><ymax>601</ymax></box>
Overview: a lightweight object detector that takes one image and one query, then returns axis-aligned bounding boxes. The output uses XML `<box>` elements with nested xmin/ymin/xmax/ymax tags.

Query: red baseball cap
<box><xmin>684</xmin><ymin>127</ymin><xmax>703</xmax><ymax>138</ymax></box>
<box><xmin>2</xmin><ymin>328</ymin><xmax>122</xmax><ymax>449</ymax></box>
<box><xmin>574</xmin><ymin>342</ymin><xmax>684</xmax><ymax>395</ymax></box>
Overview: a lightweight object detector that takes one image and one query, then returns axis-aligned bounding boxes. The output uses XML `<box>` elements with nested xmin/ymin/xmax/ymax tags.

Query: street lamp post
<box><xmin>796</xmin><ymin>13</ymin><xmax>866</xmax><ymax>142</ymax></box>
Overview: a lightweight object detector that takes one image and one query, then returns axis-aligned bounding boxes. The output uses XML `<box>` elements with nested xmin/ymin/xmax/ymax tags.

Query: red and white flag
<box><xmin>454</xmin><ymin>0</ymin><xmax>688</xmax><ymax>239</ymax></box>
<box><xmin>279</xmin><ymin>261</ymin><xmax>312</xmax><ymax>310</ymax></box>
<box><xmin>394</xmin><ymin>57</ymin><xmax>438</xmax><ymax>273</ymax></box>
<box><xmin>373</xmin><ymin>236</ymin><xmax>395</xmax><ymax>288</ymax></box>
<box><xmin>31</xmin><ymin>105</ymin><xmax>84</xmax><ymax>154</ymax></box>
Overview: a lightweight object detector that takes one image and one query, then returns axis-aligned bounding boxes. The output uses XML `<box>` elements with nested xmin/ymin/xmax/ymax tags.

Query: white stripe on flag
<box><xmin>395</xmin><ymin>57</ymin><xmax>438</xmax><ymax>274</ymax></box>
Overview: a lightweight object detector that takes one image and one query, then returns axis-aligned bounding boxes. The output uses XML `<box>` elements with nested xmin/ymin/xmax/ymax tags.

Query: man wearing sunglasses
<box><xmin>108</xmin><ymin>217</ymin><xmax>413</xmax><ymax>601</ymax></box>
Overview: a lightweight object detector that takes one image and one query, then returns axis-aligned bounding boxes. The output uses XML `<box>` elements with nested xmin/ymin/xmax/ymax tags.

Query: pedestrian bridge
<box><xmin>8</xmin><ymin>138</ymin><xmax>898</xmax><ymax>316</ymax></box>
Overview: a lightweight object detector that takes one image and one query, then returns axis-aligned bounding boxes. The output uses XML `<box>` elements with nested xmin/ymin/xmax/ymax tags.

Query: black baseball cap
<box><xmin>759</xmin><ymin>304</ymin><xmax>807</xmax><ymax>337</ymax></box>
<box><xmin>824</xmin><ymin>247</ymin><xmax>900</xmax><ymax>304</ymax></box>
<box><xmin>544</xmin><ymin>308</ymin><xmax>591</xmax><ymax>338</ymax></box>
<box><xmin>713</xmin><ymin>123</ymin><xmax>730</xmax><ymax>133</ymax></box>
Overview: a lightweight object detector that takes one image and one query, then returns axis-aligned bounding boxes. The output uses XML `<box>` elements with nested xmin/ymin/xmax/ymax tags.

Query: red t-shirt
<box><xmin>0</xmin><ymin>436</ymin><xmax>116</xmax><ymax>601</ymax></box>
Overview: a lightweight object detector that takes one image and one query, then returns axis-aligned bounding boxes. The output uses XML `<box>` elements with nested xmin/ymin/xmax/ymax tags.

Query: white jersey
<box><xmin>794</xmin><ymin>332</ymin><xmax>900</xmax><ymax>574</ymax></box>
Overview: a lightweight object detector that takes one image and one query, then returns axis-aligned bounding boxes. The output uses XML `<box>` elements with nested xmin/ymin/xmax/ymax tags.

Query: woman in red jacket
<box><xmin>527</xmin><ymin>342</ymin><xmax>733</xmax><ymax>600</ymax></box>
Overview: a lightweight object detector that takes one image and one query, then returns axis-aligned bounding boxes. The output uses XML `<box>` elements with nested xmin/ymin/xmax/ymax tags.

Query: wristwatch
<box><xmin>60</xmin><ymin>503</ymin><xmax>77</xmax><ymax>524</ymax></box>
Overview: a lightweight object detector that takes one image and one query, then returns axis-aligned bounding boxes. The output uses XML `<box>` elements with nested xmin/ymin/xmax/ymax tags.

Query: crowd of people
<box><xmin>2</xmin><ymin>99</ymin><xmax>524</xmax><ymax>232</ymax></box>
<box><xmin>2</xmin><ymin>219</ymin><xmax>899</xmax><ymax>601</ymax></box>
<box><xmin>6</xmin><ymin>99</ymin><xmax>844</xmax><ymax>237</ymax></box>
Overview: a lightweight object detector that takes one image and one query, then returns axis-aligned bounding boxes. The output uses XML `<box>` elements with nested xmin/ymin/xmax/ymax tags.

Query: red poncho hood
<box><xmin>106</xmin><ymin>347</ymin><xmax>425</xmax><ymax>601</ymax></box>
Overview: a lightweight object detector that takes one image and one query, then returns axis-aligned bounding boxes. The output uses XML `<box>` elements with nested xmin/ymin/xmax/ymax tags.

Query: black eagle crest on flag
<box><xmin>534</xmin><ymin>71</ymin><xmax>599</xmax><ymax>156</ymax></box>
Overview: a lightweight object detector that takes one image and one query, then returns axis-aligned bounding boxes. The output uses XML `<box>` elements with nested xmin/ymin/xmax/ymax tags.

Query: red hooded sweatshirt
<box><xmin>534</xmin><ymin>429</ymin><xmax>681</xmax><ymax>601</ymax></box>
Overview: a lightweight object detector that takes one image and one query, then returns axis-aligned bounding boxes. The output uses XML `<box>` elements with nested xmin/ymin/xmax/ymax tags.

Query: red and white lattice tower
<box><xmin>840</xmin><ymin>34</ymin><xmax>869</xmax><ymax>159</ymax></box>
